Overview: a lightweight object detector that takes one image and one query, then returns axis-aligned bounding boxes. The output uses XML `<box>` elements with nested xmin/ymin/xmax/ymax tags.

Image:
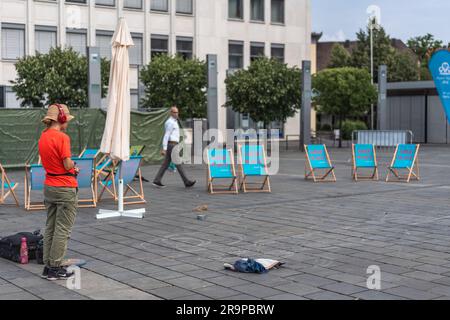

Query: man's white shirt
<box><xmin>162</xmin><ymin>117</ymin><xmax>180</xmax><ymax>151</ymax></box>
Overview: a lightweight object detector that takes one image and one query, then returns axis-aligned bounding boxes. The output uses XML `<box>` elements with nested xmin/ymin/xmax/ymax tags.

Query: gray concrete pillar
<box><xmin>300</xmin><ymin>60</ymin><xmax>312</xmax><ymax>150</ymax></box>
<box><xmin>87</xmin><ymin>46</ymin><xmax>101</xmax><ymax>108</ymax></box>
<box><xmin>377</xmin><ymin>65</ymin><xmax>388</xmax><ymax>130</ymax></box>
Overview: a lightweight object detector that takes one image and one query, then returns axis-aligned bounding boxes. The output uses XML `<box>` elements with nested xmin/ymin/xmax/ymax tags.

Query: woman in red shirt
<box><xmin>38</xmin><ymin>104</ymin><xmax>79</xmax><ymax>281</ymax></box>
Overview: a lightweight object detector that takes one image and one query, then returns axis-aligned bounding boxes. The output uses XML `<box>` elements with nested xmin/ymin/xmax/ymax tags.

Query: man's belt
<box><xmin>168</xmin><ymin>141</ymin><xmax>178</xmax><ymax>144</ymax></box>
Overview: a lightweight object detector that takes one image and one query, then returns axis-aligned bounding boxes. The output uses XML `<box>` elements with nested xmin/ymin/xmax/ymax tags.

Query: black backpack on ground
<box><xmin>0</xmin><ymin>230</ymin><xmax>44</xmax><ymax>264</ymax></box>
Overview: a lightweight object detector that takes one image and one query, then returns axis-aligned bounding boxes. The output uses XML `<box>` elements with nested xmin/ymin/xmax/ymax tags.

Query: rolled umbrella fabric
<box><xmin>100</xmin><ymin>17</ymin><xmax>134</xmax><ymax>162</ymax></box>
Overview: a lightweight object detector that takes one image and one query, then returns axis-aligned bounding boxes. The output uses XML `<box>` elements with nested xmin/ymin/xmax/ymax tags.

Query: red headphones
<box><xmin>55</xmin><ymin>104</ymin><xmax>67</xmax><ymax>124</ymax></box>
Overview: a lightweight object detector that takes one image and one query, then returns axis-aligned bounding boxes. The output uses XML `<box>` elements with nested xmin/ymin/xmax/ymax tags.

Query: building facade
<box><xmin>0</xmin><ymin>0</ymin><xmax>311</xmax><ymax>136</ymax></box>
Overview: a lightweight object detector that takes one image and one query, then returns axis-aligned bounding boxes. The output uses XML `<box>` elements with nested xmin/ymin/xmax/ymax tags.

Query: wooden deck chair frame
<box><xmin>72</xmin><ymin>157</ymin><xmax>97</xmax><ymax>208</ymax></box>
<box><xmin>351</xmin><ymin>144</ymin><xmax>379</xmax><ymax>181</ymax></box>
<box><xmin>304</xmin><ymin>145</ymin><xmax>337</xmax><ymax>183</ymax></box>
<box><xmin>237</xmin><ymin>144</ymin><xmax>271</xmax><ymax>193</ymax></box>
<box><xmin>386</xmin><ymin>144</ymin><xmax>420</xmax><ymax>183</ymax></box>
<box><xmin>0</xmin><ymin>164</ymin><xmax>19</xmax><ymax>206</ymax></box>
<box><xmin>97</xmin><ymin>156</ymin><xmax>146</xmax><ymax>205</ymax></box>
<box><xmin>206</xmin><ymin>149</ymin><xmax>238</xmax><ymax>195</ymax></box>
<box><xmin>94</xmin><ymin>155</ymin><xmax>115</xmax><ymax>199</ymax></box>
<box><xmin>24</xmin><ymin>164</ymin><xmax>46</xmax><ymax>211</ymax></box>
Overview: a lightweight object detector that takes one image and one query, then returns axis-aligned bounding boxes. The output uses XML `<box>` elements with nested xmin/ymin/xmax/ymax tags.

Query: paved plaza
<box><xmin>1</xmin><ymin>145</ymin><xmax>450</xmax><ymax>300</ymax></box>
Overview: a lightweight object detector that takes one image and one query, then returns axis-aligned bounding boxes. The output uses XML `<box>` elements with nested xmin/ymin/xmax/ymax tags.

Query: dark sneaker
<box><xmin>185</xmin><ymin>180</ymin><xmax>196</xmax><ymax>188</ymax></box>
<box><xmin>47</xmin><ymin>267</ymin><xmax>74</xmax><ymax>281</ymax></box>
<box><xmin>41</xmin><ymin>266</ymin><xmax>49</xmax><ymax>279</ymax></box>
<box><xmin>152</xmin><ymin>181</ymin><xmax>166</xmax><ymax>188</ymax></box>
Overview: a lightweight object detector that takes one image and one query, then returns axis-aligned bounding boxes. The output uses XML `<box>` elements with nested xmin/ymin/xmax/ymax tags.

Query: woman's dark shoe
<box><xmin>47</xmin><ymin>267</ymin><xmax>74</xmax><ymax>281</ymax></box>
<box><xmin>41</xmin><ymin>266</ymin><xmax>49</xmax><ymax>279</ymax></box>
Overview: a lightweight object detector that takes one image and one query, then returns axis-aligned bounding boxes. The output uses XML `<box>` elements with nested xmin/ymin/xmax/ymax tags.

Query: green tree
<box><xmin>225</xmin><ymin>57</ymin><xmax>301</xmax><ymax>128</ymax></box>
<box><xmin>350</xmin><ymin>21</ymin><xmax>418</xmax><ymax>82</ymax></box>
<box><xmin>328</xmin><ymin>43</ymin><xmax>351</xmax><ymax>68</ymax></box>
<box><xmin>387</xmin><ymin>51</ymin><xmax>418</xmax><ymax>82</ymax></box>
<box><xmin>313</xmin><ymin>67</ymin><xmax>377</xmax><ymax>147</ymax></box>
<box><xmin>11</xmin><ymin>47</ymin><xmax>110</xmax><ymax>108</ymax></box>
<box><xmin>407</xmin><ymin>34</ymin><xmax>443</xmax><ymax>80</ymax></box>
<box><xmin>139</xmin><ymin>54</ymin><xmax>207</xmax><ymax>119</ymax></box>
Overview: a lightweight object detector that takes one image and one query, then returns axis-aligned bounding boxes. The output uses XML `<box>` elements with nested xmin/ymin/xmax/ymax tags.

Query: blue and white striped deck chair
<box><xmin>1</xmin><ymin>163</ymin><xmax>19</xmax><ymax>206</ymax></box>
<box><xmin>386</xmin><ymin>144</ymin><xmax>420</xmax><ymax>183</ymax></box>
<box><xmin>97</xmin><ymin>156</ymin><xmax>146</xmax><ymax>205</ymax></box>
<box><xmin>206</xmin><ymin>148</ymin><xmax>238</xmax><ymax>194</ymax></box>
<box><xmin>25</xmin><ymin>164</ymin><xmax>46</xmax><ymax>210</ymax></box>
<box><xmin>72</xmin><ymin>157</ymin><xmax>96</xmax><ymax>208</ymax></box>
<box><xmin>237</xmin><ymin>144</ymin><xmax>271</xmax><ymax>193</ymax></box>
<box><xmin>304</xmin><ymin>144</ymin><xmax>336</xmax><ymax>182</ymax></box>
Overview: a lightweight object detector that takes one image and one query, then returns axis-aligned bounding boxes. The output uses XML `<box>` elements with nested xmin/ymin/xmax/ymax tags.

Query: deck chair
<box><xmin>72</xmin><ymin>157</ymin><xmax>96</xmax><ymax>208</ymax></box>
<box><xmin>24</xmin><ymin>164</ymin><xmax>46</xmax><ymax>210</ymax></box>
<box><xmin>237</xmin><ymin>144</ymin><xmax>271</xmax><ymax>193</ymax></box>
<box><xmin>352</xmin><ymin>144</ymin><xmax>379</xmax><ymax>181</ymax></box>
<box><xmin>304</xmin><ymin>144</ymin><xmax>337</xmax><ymax>182</ymax></box>
<box><xmin>130</xmin><ymin>145</ymin><xmax>145</xmax><ymax>156</ymax></box>
<box><xmin>79</xmin><ymin>148</ymin><xmax>100</xmax><ymax>159</ymax></box>
<box><xmin>0</xmin><ymin>164</ymin><xmax>19</xmax><ymax>206</ymax></box>
<box><xmin>206</xmin><ymin>148</ymin><xmax>238</xmax><ymax>194</ymax></box>
<box><xmin>97</xmin><ymin>156</ymin><xmax>146</xmax><ymax>205</ymax></box>
<box><xmin>130</xmin><ymin>145</ymin><xmax>150</xmax><ymax>182</ymax></box>
<box><xmin>386</xmin><ymin>144</ymin><xmax>420</xmax><ymax>183</ymax></box>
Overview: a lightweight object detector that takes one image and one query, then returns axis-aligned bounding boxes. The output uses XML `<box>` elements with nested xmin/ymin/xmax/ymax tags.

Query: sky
<box><xmin>312</xmin><ymin>0</ymin><xmax>450</xmax><ymax>44</ymax></box>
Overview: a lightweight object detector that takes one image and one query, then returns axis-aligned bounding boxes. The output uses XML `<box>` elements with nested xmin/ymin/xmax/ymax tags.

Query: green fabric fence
<box><xmin>0</xmin><ymin>108</ymin><xmax>169</xmax><ymax>168</ymax></box>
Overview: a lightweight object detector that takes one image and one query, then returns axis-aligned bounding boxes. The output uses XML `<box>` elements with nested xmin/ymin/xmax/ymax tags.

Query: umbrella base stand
<box><xmin>96</xmin><ymin>179</ymin><xmax>145</xmax><ymax>219</ymax></box>
<box><xmin>96</xmin><ymin>208</ymin><xmax>145</xmax><ymax>220</ymax></box>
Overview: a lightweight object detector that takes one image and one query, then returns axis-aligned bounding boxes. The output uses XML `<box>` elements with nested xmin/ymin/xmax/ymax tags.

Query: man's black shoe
<box><xmin>185</xmin><ymin>180</ymin><xmax>196</xmax><ymax>188</ymax></box>
<box><xmin>41</xmin><ymin>266</ymin><xmax>49</xmax><ymax>279</ymax></box>
<box><xmin>152</xmin><ymin>181</ymin><xmax>166</xmax><ymax>188</ymax></box>
<box><xmin>47</xmin><ymin>267</ymin><xmax>74</xmax><ymax>281</ymax></box>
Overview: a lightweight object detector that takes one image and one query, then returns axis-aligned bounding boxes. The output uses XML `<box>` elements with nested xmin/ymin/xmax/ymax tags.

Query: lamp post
<box><xmin>367</xmin><ymin>5</ymin><xmax>381</xmax><ymax>130</ymax></box>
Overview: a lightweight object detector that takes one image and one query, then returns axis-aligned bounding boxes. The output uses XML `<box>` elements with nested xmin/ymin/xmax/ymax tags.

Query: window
<box><xmin>66</xmin><ymin>29</ymin><xmax>87</xmax><ymax>56</ymax></box>
<box><xmin>124</xmin><ymin>0</ymin><xmax>142</xmax><ymax>9</ymax></box>
<box><xmin>271</xmin><ymin>43</ymin><xmax>284</xmax><ymax>63</ymax></box>
<box><xmin>250</xmin><ymin>42</ymin><xmax>265</xmax><ymax>62</ymax></box>
<box><xmin>35</xmin><ymin>26</ymin><xmax>57</xmax><ymax>55</ymax></box>
<box><xmin>176</xmin><ymin>0</ymin><xmax>193</xmax><ymax>14</ymax></box>
<box><xmin>176</xmin><ymin>37</ymin><xmax>193</xmax><ymax>59</ymax></box>
<box><xmin>229</xmin><ymin>41</ymin><xmax>244</xmax><ymax>70</ymax></box>
<box><xmin>130</xmin><ymin>89</ymin><xmax>139</xmax><ymax>109</ymax></box>
<box><xmin>96</xmin><ymin>31</ymin><xmax>113</xmax><ymax>60</ymax></box>
<box><xmin>5</xmin><ymin>87</ymin><xmax>21</xmax><ymax>108</ymax></box>
<box><xmin>0</xmin><ymin>87</ymin><xmax>4</xmax><ymax>108</ymax></box>
<box><xmin>151</xmin><ymin>34</ymin><xmax>169</xmax><ymax>58</ymax></box>
<box><xmin>96</xmin><ymin>0</ymin><xmax>115</xmax><ymax>6</ymax></box>
<box><xmin>66</xmin><ymin>0</ymin><xmax>87</xmax><ymax>3</ymax></box>
<box><xmin>229</xmin><ymin>0</ymin><xmax>243</xmax><ymax>19</ymax></box>
<box><xmin>251</xmin><ymin>0</ymin><xmax>264</xmax><ymax>21</ymax></box>
<box><xmin>151</xmin><ymin>0</ymin><xmax>168</xmax><ymax>12</ymax></box>
<box><xmin>1</xmin><ymin>23</ymin><xmax>25</xmax><ymax>60</ymax></box>
<box><xmin>271</xmin><ymin>0</ymin><xmax>285</xmax><ymax>24</ymax></box>
<box><xmin>129</xmin><ymin>34</ymin><xmax>143</xmax><ymax>65</ymax></box>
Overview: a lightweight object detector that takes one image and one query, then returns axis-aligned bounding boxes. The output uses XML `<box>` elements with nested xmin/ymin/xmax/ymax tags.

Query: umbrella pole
<box><xmin>118</xmin><ymin>169</ymin><xmax>124</xmax><ymax>213</ymax></box>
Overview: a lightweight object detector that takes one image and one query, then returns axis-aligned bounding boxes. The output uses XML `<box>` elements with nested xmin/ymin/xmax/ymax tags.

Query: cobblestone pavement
<box><xmin>1</xmin><ymin>145</ymin><xmax>450</xmax><ymax>300</ymax></box>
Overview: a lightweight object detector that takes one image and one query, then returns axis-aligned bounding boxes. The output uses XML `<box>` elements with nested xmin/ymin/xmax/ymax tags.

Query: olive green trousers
<box><xmin>43</xmin><ymin>185</ymin><xmax>78</xmax><ymax>267</ymax></box>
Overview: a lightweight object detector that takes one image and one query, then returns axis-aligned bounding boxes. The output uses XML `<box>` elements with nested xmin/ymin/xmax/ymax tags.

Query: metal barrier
<box><xmin>352</xmin><ymin>130</ymin><xmax>414</xmax><ymax>147</ymax></box>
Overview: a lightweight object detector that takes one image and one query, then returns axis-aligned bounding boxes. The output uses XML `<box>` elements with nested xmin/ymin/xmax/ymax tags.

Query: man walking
<box><xmin>153</xmin><ymin>106</ymin><xmax>196</xmax><ymax>188</ymax></box>
<box><xmin>39</xmin><ymin>104</ymin><xmax>79</xmax><ymax>280</ymax></box>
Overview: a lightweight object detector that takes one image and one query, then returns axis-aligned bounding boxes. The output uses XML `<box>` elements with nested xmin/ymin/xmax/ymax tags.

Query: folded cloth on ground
<box><xmin>224</xmin><ymin>258</ymin><xmax>284</xmax><ymax>273</ymax></box>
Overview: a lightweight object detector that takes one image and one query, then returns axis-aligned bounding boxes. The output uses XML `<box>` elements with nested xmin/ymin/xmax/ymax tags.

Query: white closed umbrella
<box><xmin>97</xmin><ymin>18</ymin><xmax>145</xmax><ymax>219</ymax></box>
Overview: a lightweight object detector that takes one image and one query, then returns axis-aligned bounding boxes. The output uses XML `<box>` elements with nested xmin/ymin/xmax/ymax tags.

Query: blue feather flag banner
<box><xmin>429</xmin><ymin>50</ymin><xmax>450</xmax><ymax>124</ymax></box>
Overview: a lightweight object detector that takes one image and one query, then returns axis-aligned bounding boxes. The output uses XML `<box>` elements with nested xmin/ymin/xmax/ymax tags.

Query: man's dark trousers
<box><xmin>154</xmin><ymin>142</ymin><xmax>190</xmax><ymax>185</ymax></box>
